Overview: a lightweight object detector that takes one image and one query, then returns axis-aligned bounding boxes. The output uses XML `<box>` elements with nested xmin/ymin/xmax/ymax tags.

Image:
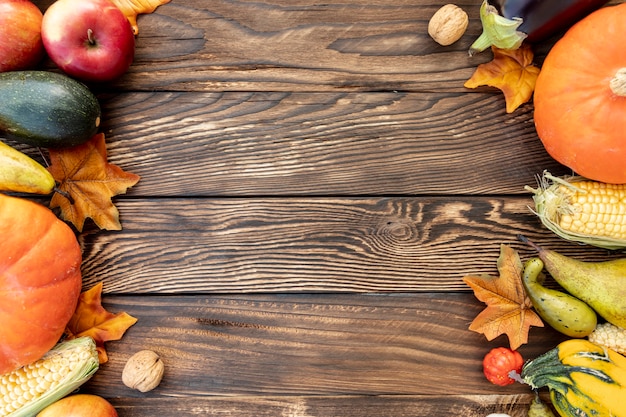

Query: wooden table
<box><xmin>23</xmin><ymin>0</ymin><xmax>623</xmax><ymax>415</ymax></box>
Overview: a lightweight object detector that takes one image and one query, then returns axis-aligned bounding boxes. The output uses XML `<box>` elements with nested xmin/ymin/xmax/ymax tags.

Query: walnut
<box><xmin>428</xmin><ymin>4</ymin><xmax>469</xmax><ymax>46</ymax></box>
<box><xmin>122</xmin><ymin>350</ymin><xmax>165</xmax><ymax>392</ymax></box>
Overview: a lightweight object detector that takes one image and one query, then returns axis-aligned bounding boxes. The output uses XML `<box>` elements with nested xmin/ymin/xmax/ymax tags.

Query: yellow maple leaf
<box><xmin>463</xmin><ymin>244</ymin><xmax>543</xmax><ymax>350</ymax></box>
<box><xmin>65</xmin><ymin>283</ymin><xmax>138</xmax><ymax>363</ymax></box>
<box><xmin>47</xmin><ymin>133</ymin><xmax>140</xmax><ymax>232</ymax></box>
<box><xmin>111</xmin><ymin>0</ymin><xmax>171</xmax><ymax>35</ymax></box>
<box><xmin>465</xmin><ymin>45</ymin><xmax>540</xmax><ymax>113</ymax></box>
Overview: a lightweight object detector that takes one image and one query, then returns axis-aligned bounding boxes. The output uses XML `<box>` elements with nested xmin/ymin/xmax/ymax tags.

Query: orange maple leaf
<box><xmin>65</xmin><ymin>283</ymin><xmax>138</xmax><ymax>364</ymax></box>
<box><xmin>463</xmin><ymin>244</ymin><xmax>543</xmax><ymax>350</ymax></box>
<box><xmin>464</xmin><ymin>45</ymin><xmax>540</xmax><ymax>113</ymax></box>
<box><xmin>111</xmin><ymin>0</ymin><xmax>171</xmax><ymax>35</ymax></box>
<box><xmin>47</xmin><ymin>133</ymin><xmax>140</xmax><ymax>232</ymax></box>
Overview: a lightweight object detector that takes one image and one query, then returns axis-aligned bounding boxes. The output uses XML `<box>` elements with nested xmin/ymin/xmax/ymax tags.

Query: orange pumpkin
<box><xmin>533</xmin><ymin>3</ymin><xmax>626</xmax><ymax>184</ymax></box>
<box><xmin>0</xmin><ymin>194</ymin><xmax>82</xmax><ymax>374</ymax></box>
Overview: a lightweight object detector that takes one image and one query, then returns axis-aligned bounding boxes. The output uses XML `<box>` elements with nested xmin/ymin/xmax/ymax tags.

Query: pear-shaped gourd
<box><xmin>519</xmin><ymin>235</ymin><xmax>626</xmax><ymax>329</ymax></box>
<box><xmin>522</xmin><ymin>257</ymin><xmax>597</xmax><ymax>337</ymax></box>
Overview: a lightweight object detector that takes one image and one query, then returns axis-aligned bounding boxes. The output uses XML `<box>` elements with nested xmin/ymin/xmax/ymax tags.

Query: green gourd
<box><xmin>0</xmin><ymin>71</ymin><xmax>101</xmax><ymax>148</ymax></box>
<box><xmin>522</xmin><ymin>257</ymin><xmax>597</xmax><ymax>337</ymax></box>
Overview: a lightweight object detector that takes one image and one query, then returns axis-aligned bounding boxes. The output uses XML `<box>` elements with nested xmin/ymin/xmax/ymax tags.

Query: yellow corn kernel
<box><xmin>526</xmin><ymin>171</ymin><xmax>626</xmax><ymax>250</ymax></box>
<box><xmin>558</xmin><ymin>181</ymin><xmax>626</xmax><ymax>238</ymax></box>
<box><xmin>0</xmin><ymin>337</ymin><xmax>98</xmax><ymax>417</ymax></box>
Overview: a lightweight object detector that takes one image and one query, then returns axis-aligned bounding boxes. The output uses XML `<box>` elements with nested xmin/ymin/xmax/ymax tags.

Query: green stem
<box><xmin>521</xmin><ymin>345</ymin><xmax>571</xmax><ymax>391</ymax></box>
<box><xmin>468</xmin><ymin>0</ymin><xmax>527</xmax><ymax>56</ymax></box>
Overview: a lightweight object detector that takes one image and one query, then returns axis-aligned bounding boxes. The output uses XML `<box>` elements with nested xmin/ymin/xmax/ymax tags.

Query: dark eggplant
<box><xmin>469</xmin><ymin>0</ymin><xmax>610</xmax><ymax>55</ymax></box>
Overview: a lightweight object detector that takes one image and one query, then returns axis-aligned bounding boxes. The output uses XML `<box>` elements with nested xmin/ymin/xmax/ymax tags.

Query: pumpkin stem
<box><xmin>610</xmin><ymin>68</ymin><xmax>626</xmax><ymax>96</ymax></box>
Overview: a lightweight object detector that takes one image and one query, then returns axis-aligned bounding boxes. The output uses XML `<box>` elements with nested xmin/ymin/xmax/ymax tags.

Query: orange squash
<box><xmin>0</xmin><ymin>194</ymin><xmax>82</xmax><ymax>374</ymax></box>
<box><xmin>533</xmin><ymin>3</ymin><xmax>626</xmax><ymax>184</ymax></box>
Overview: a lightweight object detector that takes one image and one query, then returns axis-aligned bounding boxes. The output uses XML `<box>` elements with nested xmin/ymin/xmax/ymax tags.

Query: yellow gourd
<box><xmin>521</xmin><ymin>339</ymin><xmax>626</xmax><ymax>417</ymax></box>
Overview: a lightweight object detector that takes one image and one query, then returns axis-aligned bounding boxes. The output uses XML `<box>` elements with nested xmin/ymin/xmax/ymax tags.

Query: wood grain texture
<box><xmin>86</xmin><ymin>293</ymin><xmax>566</xmax><ymax>398</ymax></box>
<box><xmin>92</xmin><ymin>90</ymin><xmax>568</xmax><ymax>197</ymax></box>
<box><xmin>108</xmin><ymin>394</ymin><xmax>541</xmax><ymax>417</ymax></box>
<box><xmin>80</xmin><ymin>197</ymin><xmax>619</xmax><ymax>294</ymax></box>
<box><xmin>109</xmin><ymin>0</ymin><xmax>492</xmax><ymax>92</ymax></box>
<box><xmin>6</xmin><ymin>89</ymin><xmax>568</xmax><ymax>196</ymax></box>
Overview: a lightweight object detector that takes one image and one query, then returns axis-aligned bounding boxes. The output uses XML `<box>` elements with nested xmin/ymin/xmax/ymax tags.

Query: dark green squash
<box><xmin>0</xmin><ymin>71</ymin><xmax>101</xmax><ymax>148</ymax></box>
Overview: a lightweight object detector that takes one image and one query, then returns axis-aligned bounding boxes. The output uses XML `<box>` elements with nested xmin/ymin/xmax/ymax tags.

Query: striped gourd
<box><xmin>521</xmin><ymin>339</ymin><xmax>626</xmax><ymax>417</ymax></box>
<box><xmin>526</xmin><ymin>171</ymin><xmax>626</xmax><ymax>250</ymax></box>
<box><xmin>0</xmin><ymin>337</ymin><xmax>99</xmax><ymax>417</ymax></box>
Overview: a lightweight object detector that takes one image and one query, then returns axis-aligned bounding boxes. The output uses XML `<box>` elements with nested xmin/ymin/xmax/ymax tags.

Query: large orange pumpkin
<box><xmin>0</xmin><ymin>194</ymin><xmax>82</xmax><ymax>374</ymax></box>
<box><xmin>533</xmin><ymin>3</ymin><xmax>626</xmax><ymax>184</ymax></box>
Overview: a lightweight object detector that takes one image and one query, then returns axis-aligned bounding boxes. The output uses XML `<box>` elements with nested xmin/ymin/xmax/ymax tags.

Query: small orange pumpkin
<box><xmin>0</xmin><ymin>194</ymin><xmax>82</xmax><ymax>374</ymax></box>
<box><xmin>533</xmin><ymin>3</ymin><xmax>626</xmax><ymax>184</ymax></box>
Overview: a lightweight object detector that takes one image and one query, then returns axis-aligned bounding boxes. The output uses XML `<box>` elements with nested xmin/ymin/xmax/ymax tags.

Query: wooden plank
<box><xmin>80</xmin><ymin>197</ymin><xmax>618</xmax><ymax>294</ymax></box>
<box><xmin>85</xmin><ymin>293</ymin><xmax>564</xmax><ymax>399</ymax></box>
<box><xmin>91</xmin><ymin>91</ymin><xmax>565</xmax><ymax>197</ymax></box>
<box><xmin>109</xmin><ymin>394</ymin><xmax>542</xmax><ymax>417</ymax></box>
<box><xmin>110</xmin><ymin>0</ymin><xmax>492</xmax><ymax>92</ymax></box>
<box><xmin>9</xmin><ymin>89</ymin><xmax>560</xmax><ymax>197</ymax></box>
<box><xmin>10</xmin><ymin>89</ymin><xmax>562</xmax><ymax>197</ymax></box>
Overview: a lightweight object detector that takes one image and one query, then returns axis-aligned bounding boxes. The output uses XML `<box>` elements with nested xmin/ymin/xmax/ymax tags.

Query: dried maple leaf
<box><xmin>65</xmin><ymin>282</ymin><xmax>138</xmax><ymax>364</ymax></box>
<box><xmin>111</xmin><ymin>0</ymin><xmax>171</xmax><ymax>35</ymax></box>
<box><xmin>47</xmin><ymin>133</ymin><xmax>140</xmax><ymax>232</ymax></box>
<box><xmin>464</xmin><ymin>44</ymin><xmax>540</xmax><ymax>113</ymax></box>
<box><xmin>463</xmin><ymin>244</ymin><xmax>543</xmax><ymax>350</ymax></box>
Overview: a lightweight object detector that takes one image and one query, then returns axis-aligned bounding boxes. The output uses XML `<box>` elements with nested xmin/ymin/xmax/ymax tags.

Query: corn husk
<box><xmin>525</xmin><ymin>171</ymin><xmax>626</xmax><ymax>250</ymax></box>
<box><xmin>1</xmin><ymin>337</ymin><xmax>99</xmax><ymax>417</ymax></box>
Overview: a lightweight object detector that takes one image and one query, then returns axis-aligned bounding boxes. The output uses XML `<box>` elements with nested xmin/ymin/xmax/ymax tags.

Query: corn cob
<box><xmin>526</xmin><ymin>171</ymin><xmax>626</xmax><ymax>250</ymax></box>
<box><xmin>588</xmin><ymin>322</ymin><xmax>626</xmax><ymax>355</ymax></box>
<box><xmin>0</xmin><ymin>337</ymin><xmax>99</xmax><ymax>417</ymax></box>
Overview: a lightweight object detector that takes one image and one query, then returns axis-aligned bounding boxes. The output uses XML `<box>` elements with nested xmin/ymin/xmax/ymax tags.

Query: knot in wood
<box><xmin>378</xmin><ymin>218</ymin><xmax>419</xmax><ymax>242</ymax></box>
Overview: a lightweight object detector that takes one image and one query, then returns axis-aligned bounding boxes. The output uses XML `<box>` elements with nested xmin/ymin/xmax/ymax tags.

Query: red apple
<box><xmin>0</xmin><ymin>0</ymin><xmax>44</xmax><ymax>72</ymax></box>
<box><xmin>41</xmin><ymin>0</ymin><xmax>134</xmax><ymax>82</ymax></box>
<box><xmin>37</xmin><ymin>394</ymin><xmax>118</xmax><ymax>417</ymax></box>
